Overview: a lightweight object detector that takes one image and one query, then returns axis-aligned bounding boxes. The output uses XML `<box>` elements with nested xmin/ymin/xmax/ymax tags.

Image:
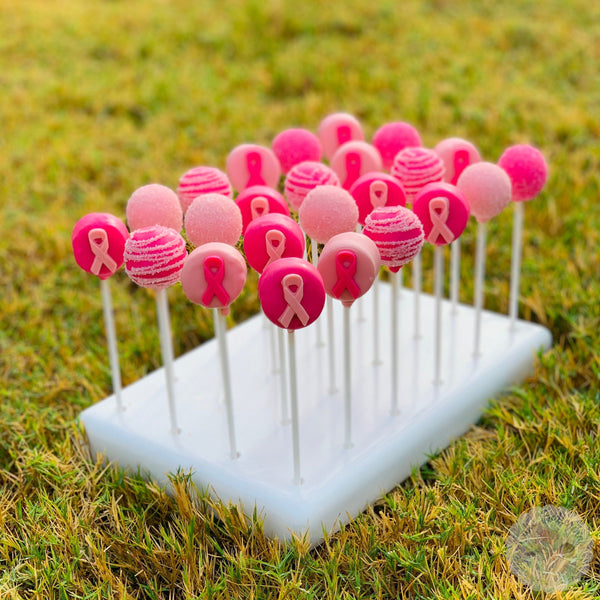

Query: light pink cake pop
<box><xmin>124</xmin><ymin>226</ymin><xmax>187</xmax><ymax>289</ymax></box>
<box><xmin>412</xmin><ymin>182</ymin><xmax>470</xmax><ymax>246</ymax></box>
<box><xmin>180</xmin><ymin>243</ymin><xmax>247</xmax><ymax>316</ymax></box>
<box><xmin>72</xmin><ymin>213</ymin><xmax>129</xmax><ymax>280</ymax></box>
<box><xmin>498</xmin><ymin>144</ymin><xmax>548</xmax><ymax>202</ymax></box>
<box><xmin>243</xmin><ymin>213</ymin><xmax>305</xmax><ymax>274</ymax></box>
<box><xmin>349</xmin><ymin>172</ymin><xmax>407</xmax><ymax>226</ymax></box>
<box><xmin>184</xmin><ymin>193</ymin><xmax>242</xmax><ymax>248</ymax></box>
<box><xmin>272</xmin><ymin>128</ymin><xmax>322</xmax><ymax>174</ymax></box>
<box><xmin>259</xmin><ymin>257</ymin><xmax>325</xmax><ymax>330</ymax></box>
<box><xmin>284</xmin><ymin>161</ymin><xmax>340</xmax><ymax>212</ymax></box>
<box><xmin>372</xmin><ymin>122</ymin><xmax>422</xmax><ymax>170</ymax></box>
<box><xmin>299</xmin><ymin>185</ymin><xmax>359</xmax><ymax>244</ymax></box>
<box><xmin>317</xmin><ymin>232</ymin><xmax>380</xmax><ymax>307</ymax></box>
<box><xmin>363</xmin><ymin>206</ymin><xmax>424</xmax><ymax>272</ymax></box>
<box><xmin>317</xmin><ymin>112</ymin><xmax>364</xmax><ymax>161</ymax></box>
<box><xmin>391</xmin><ymin>147</ymin><xmax>445</xmax><ymax>204</ymax></box>
<box><xmin>457</xmin><ymin>162</ymin><xmax>512</xmax><ymax>223</ymax></box>
<box><xmin>177</xmin><ymin>166</ymin><xmax>233</xmax><ymax>214</ymax></box>
<box><xmin>226</xmin><ymin>143</ymin><xmax>281</xmax><ymax>192</ymax></box>
<box><xmin>330</xmin><ymin>141</ymin><xmax>383</xmax><ymax>190</ymax></box>
<box><xmin>126</xmin><ymin>184</ymin><xmax>183</xmax><ymax>232</ymax></box>
<box><xmin>433</xmin><ymin>137</ymin><xmax>482</xmax><ymax>185</ymax></box>
<box><xmin>235</xmin><ymin>185</ymin><xmax>290</xmax><ymax>234</ymax></box>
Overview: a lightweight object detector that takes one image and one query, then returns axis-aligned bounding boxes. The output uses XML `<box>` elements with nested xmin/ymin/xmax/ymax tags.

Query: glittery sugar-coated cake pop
<box><xmin>235</xmin><ymin>185</ymin><xmax>290</xmax><ymax>234</ymax></box>
<box><xmin>226</xmin><ymin>143</ymin><xmax>281</xmax><ymax>192</ymax></box>
<box><xmin>391</xmin><ymin>147</ymin><xmax>445</xmax><ymax>204</ymax></box>
<box><xmin>184</xmin><ymin>193</ymin><xmax>243</xmax><ymax>248</ymax></box>
<box><xmin>498</xmin><ymin>144</ymin><xmax>548</xmax><ymax>202</ymax></box>
<box><xmin>330</xmin><ymin>141</ymin><xmax>383</xmax><ymax>190</ymax></box>
<box><xmin>126</xmin><ymin>184</ymin><xmax>183</xmax><ymax>232</ymax></box>
<box><xmin>317</xmin><ymin>112</ymin><xmax>364</xmax><ymax>161</ymax></box>
<box><xmin>372</xmin><ymin>122</ymin><xmax>422</xmax><ymax>170</ymax></box>
<box><xmin>272</xmin><ymin>128</ymin><xmax>322</xmax><ymax>174</ymax></box>
<box><xmin>433</xmin><ymin>137</ymin><xmax>482</xmax><ymax>185</ymax></box>
<box><xmin>284</xmin><ymin>161</ymin><xmax>340</xmax><ymax>212</ymax></box>
<box><xmin>349</xmin><ymin>172</ymin><xmax>407</xmax><ymax>226</ymax></box>
<box><xmin>177</xmin><ymin>166</ymin><xmax>233</xmax><ymax>214</ymax></box>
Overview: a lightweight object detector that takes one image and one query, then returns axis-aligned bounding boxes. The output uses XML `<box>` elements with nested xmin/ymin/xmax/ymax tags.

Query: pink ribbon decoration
<box><xmin>343</xmin><ymin>151</ymin><xmax>362</xmax><ymax>189</ymax></box>
<box><xmin>336</xmin><ymin>124</ymin><xmax>352</xmax><ymax>146</ymax></box>
<box><xmin>451</xmin><ymin>149</ymin><xmax>470</xmax><ymax>185</ymax></box>
<box><xmin>332</xmin><ymin>250</ymin><xmax>361</xmax><ymax>300</ymax></box>
<box><xmin>265</xmin><ymin>229</ymin><xmax>286</xmax><ymax>267</ymax></box>
<box><xmin>201</xmin><ymin>255</ymin><xmax>230</xmax><ymax>307</ymax></box>
<box><xmin>88</xmin><ymin>228</ymin><xmax>117</xmax><ymax>276</ymax></box>
<box><xmin>278</xmin><ymin>273</ymin><xmax>310</xmax><ymax>329</ymax></box>
<box><xmin>369</xmin><ymin>180</ymin><xmax>388</xmax><ymax>209</ymax></box>
<box><xmin>246</xmin><ymin>151</ymin><xmax>266</xmax><ymax>187</ymax></box>
<box><xmin>250</xmin><ymin>196</ymin><xmax>270</xmax><ymax>220</ymax></box>
<box><xmin>428</xmin><ymin>197</ymin><xmax>455</xmax><ymax>244</ymax></box>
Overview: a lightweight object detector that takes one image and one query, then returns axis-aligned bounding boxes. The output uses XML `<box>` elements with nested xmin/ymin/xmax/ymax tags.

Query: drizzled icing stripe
<box><xmin>391</xmin><ymin>149</ymin><xmax>445</xmax><ymax>201</ymax></box>
<box><xmin>284</xmin><ymin>164</ymin><xmax>339</xmax><ymax>208</ymax></box>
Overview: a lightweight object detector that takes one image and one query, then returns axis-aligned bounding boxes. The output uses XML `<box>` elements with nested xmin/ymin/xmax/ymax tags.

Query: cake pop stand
<box><xmin>79</xmin><ymin>283</ymin><xmax>551</xmax><ymax>545</ymax></box>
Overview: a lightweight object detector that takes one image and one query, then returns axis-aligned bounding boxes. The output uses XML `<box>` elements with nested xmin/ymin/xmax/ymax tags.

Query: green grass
<box><xmin>1</xmin><ymin>0</ymin><xmax>600</xmax><ymax>597</ymax></box>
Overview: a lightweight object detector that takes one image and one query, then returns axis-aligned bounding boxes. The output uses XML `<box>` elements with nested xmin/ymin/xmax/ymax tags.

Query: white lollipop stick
<box><xmin>372</xmin><ymin>272</ymin><xmax>382</xmax><ymax>365</ymax></box>
<box><xmin>311</xmin><ymin>239</ymin><xmax>325</xmax><ymax>347</ymax></box>
<box><xmin>509</xmin><ymin>202</ymin><xmax>524</xmax><ymax>331</ymax></box>
<box><xmin>412</xmin><ymin>251</ymin><xmax>422</xmax><ymax>339</ymax></box>
<box><xmin>277</xmin><ymin>328</ymin><xmax>290</xmax><ymax>425</ymax></box>
<box><xmin>391</xmin><ymin>270</ymin><xmax>400</xmax><ymax>415</ymax></box>
<box><xmin>327</xmin><ymin>296</ymin><xmax>337</xmax><ymax>393</ymax></box>
<box><xmin>450</xmin><ymin>237</ymin><xmax>461</xmax><ymax>314</ymax></box>
<box><xmin>473</xmin><ymin>222</ymin><xmax>487</xmax><ymax>357</ymax></box>
<box><xmin>287</xmin><ymin>329</ymin><xmax>302</xmax><ymax>485</ymax></box>
<box><xmin>398</xmin><ymin>268</ymin><xmax>404</xmax><ymax>295</ymax></box>
<box><xmin>433</xmin><ymin>246</ymin><xmax>444</xmax><ymax>385</ymax></box>
<box><xmin>99</xmin><ymin>278</ymin><xmax>123</xmax><ymax>411</ymax></box>
<box><xmin>343</xmin><ymin>305</ymin><xmax>353</xmax><ymax>448</ymax></box>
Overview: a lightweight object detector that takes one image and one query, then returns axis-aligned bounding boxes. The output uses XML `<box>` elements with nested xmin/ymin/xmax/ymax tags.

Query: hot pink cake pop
<box><xmin>235</xmin><ymin>185</ymin><xmax>290</xmax><ymax>234</ymax></box>
<box><xmin>124</xmin><ymin>226</ymin><xmax>187</xmax><ymax>289</ymax></box>
<box><xmin>184</xmin><ymin>193</ymin><xmax>242</xmax><ymax>248</ymax></box>
<box><xmin>433</xmin><ymin>137</ymin><xmax>482</xmax><ymax>185</ymax></box>
<box><xmin>272</xmin><ymin>128</ymin><xmax>322</xmax><ymax>174</ymax></box>
<box><xmin>412</xmin><ymin>182</ymin><xmax>470</xmax><ymax>246</ymax></box>
<box><xmin>284</xmin><ymin>161</ymin><xmax>340</xmax><ymax>212</ymax></box>
<box><xmin>299</xmin><ymin>185</ymin><xmax>359</xmax><ymax>244</ymax></box>
<box><xmin>177</xmin><ymin>166</ymin><xmax>233</xmax><ymax>214</ymax></box>
<box><xmin>391</xmin><ymin>147</ymin><xmax>445</xmax><ymax>204</ymax></box>
<box><xmin>180</xmin><ymin>243</ymin><xmax>247</xmax><ymax>316</ymax></box>
<box><xmin>497</xmin><ymin>144</ymin><xmax>548</xmax><ymax>202</ymax></box>
<box><xmin>330</xmin><ymin>141</ymin><xmax>383</xmax><ymax>190</ymax></box>
<box><xmin>349</xmin><ymin>172</ymin><xmax>407</xmax><ymax>226</ymax></box>
<box><xmin>226</xmin><ymin>143</ymin><xmax>281</xmax><ymax>192</ymax></box>
<box><xmin>363</xmin><ymin>206</ymin><xmax>424</xmax><ymax>272</ymax></box>
<box><xmin>126</xmin><ymin>184</ymin><xmax>183</xmax><ymax>232</ymax></box>
<box><xmin>259</xmin><ymin>257</ymin><xmax>325</xmax><ymax>330</ymax></box>
<box><xmin>317</xmin><ymin>232</ymin><xmax>380</xmax><ymax>307</ymax></box>
<box><xmin>457</xmin><ymin>162</ymin><xmax>512</xmax><ymax>223</ymax></box>
<box><xmin>243</xmin><ymin>213</ymin><xmax>305</xmax><ymax>274</ymax></box>
<box><xmin>72</xmin><ymin>213</ymin><xmax>129</xmax><ymax>280</ymax></box>
<box><xmin>372</xmin><ymin>122</ymin><xmax>422</xmax><ymax>170</ymax></box>
<box><xmin>317</xmin><ymin>112</ymin><xmax>364</xmax><ymax>161</ymax></box>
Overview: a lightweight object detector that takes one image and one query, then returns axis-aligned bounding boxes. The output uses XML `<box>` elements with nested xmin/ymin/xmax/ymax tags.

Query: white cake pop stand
<box><xmin>79</xmin><ymin>281</ymin><xmax>551</xmax><ymax>544</ymax></box>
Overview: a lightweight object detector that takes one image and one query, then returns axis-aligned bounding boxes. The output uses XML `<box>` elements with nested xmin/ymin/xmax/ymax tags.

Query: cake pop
<box><xmin>317</xmin><ymin>112</ymin><xmax>364</xmax><ymax>161</ymax></box>
<box><xmin>284</xmin><ymin>161</ymin><xmax>340</xmax><ymax>212</ymax></box>
<box><xmin>176</xmin><ymin>166</ymin><xmax>233</xmax><ymax>214</ymax></box>
<box><xmin>433</xmin><ymin>137</ymin><xmax>482</xmax><ymax>185</ymax></box>
<box><xmin>391</xmin><ymin>147</ymin><xmax>445</xmax><ymax>204</ymax></box>
<box><xmin>330</xmin><ymin>140</ymin><xmax>383</xmax><ymax>190</ymax></box>
<box><xmin>126</xmin><ymin>184</ymin><xmax>183</xmax><ymax>232</ymax></box>
<box><xmin>349</xmin><ymin>172</ymin><xmax>407</xmax><ymax>226</ymax></box>
<box><xmin>184</xmin><ymin>193</ymin><xmax>242</xmax><ymax>248</ymax></box>
<box><xmin>235</xmin><ymin>185</ymin><xmax>290</xmax><ymax>234</ymax></box>
<box><xmin>226</xmin><ymin>143</ymin><xmax>281</xmax><ymax>192</ymax></box>
<box><xmin>272</xmin><ymin>128</ymin><xmax>322</xmax><ymax>174</ymax></box>
<box><xmin>372</xmin><ymin>121</ymin><xmax>422</xmax><ymax>170</ymax></box>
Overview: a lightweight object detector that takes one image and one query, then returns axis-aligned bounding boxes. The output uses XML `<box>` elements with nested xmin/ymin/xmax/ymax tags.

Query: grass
<box><xmin>1</xmin><ymin>0</ymin><xmax>600</xmax><ymax>597</ymax></box>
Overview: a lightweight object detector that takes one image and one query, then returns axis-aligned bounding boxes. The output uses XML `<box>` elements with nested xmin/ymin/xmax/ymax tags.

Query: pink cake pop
<box><xmin>243</xmin><ymin>213</ymin><xmax>305</xmax><ymax>274</ymax></box>
<box><xmin>372</xmin><ymin>122</ymin><xmax>422</xmax><ymax>170</ymax></box>
<box><xmin>317</xmin><ymin>112</ymin><xmax>364</xmax><ymax>161</ymax></box>
<box><xmin>177</xmin><ymin>166</ymin><xmax>233</xmax><ymax>214</ymax></box>
<box><xmin>391</xmin><ymin>147</ymin><xmax>445</xmax><ymax>204</ymax></box>
<box><xmin>330</xmin><ymin>141</ymin><xmax>383</xmax><ymax>190</ymax></box>
<box><xmin>272</xmin><ymin>128</ymin><xmax>322</xmax><ymax>174</ymax></box>
<box><xmin>433</xmin><ymin>137</ymin><xmax>482</xmax><ymax>185</ymax></box>
<box><xmin>235</xmin><ymin>185</ymin><xmax>290</xmax><ymax>234</ymax></box>
<box><xmin>349</xmin><ymin>172</ymin><xmax>407</xmax><ymax>226</ymax></box>
<box><xmin>126</xmin><ymin>184</ymin><xmax>183</xmax><ymax>232</ymax></box>
<box><xmin>184</xmin><ymin>193</ymin><xmax>242</xmax><ymax>248</ymax></box>
<box><xmin>226</xmin><ymin>143</ymin><xmax>281</xmax><ymax>192</ymax></box>
<box><xmin>498</xmin><ymin>144</ymin><xmax>548</xmax><ymax>202</ymax></box>
<box><xmin>284</xmin><ymin>161</ymin><xmax>340</xmax><ymax>212</ymax></box>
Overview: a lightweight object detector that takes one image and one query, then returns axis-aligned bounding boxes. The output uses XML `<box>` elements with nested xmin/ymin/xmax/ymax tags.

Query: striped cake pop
<box><xmin>391</xmin><ymin>147</ymin><xmax>445</xmax><ymax>204</ymax></box>
<box><xmin>177</xmin><ymin>166</ymin><xmax>232</xmax><ymax>214</ymax></box>
<box><xmin>284</xmin><ymin>161</ymin><xmax>340</xmax><ymax>212</ymax></box>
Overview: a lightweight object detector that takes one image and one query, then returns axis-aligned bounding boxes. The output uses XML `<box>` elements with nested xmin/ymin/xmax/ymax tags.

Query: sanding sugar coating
<box><xmin>226</xmin><ymin>143</ymin><xmax>281</xmax><ymax>192</ymax></box>
<box><xmin>235</xmin><ymin>185</ymin><xmax>290</xmax><ymax>234</ymax></box>
<box><xmin>72</xmin><ymin>212</ymin><xmax>129</xmax><ymax>280</ymax></box>
<box><xmin>498</xmin><ymin>144</ymin><xmax>548</xmax><ymax>202</ymax></box>
<box><xmin>349</xmin><ymin>172</ymin><xmax>407</xmax><ymax>225</ymax></box>
<box><xmin>372</xmin><ymin>122</ymin><xmax>422</xmax><ymax>170</ymax></box>
<box><xmin>330</xmin><ymin>141</ymin><xmax>383</xmax><ymax>190</ymax></box>
<box><xmin>126</xmin><ymin>184</ymin><xmax>183</xmax><ymax>233</ymax></box>
<box><xmin>272</xmin><ymin>128</ymin><xmax>322</xmax><ymax>174</ymax></box>
<box><xmin>433</xmin><ymin>137</ymin><xmax>482</xmax><ymax>185</ymax></box>
<box><xmin>184</xmin><ymin>193</ymin><xmax>242</xmax><ymax>248</ymax></box>
<box><xmin>124</xmin><ymin>226</ymin><xmax>187</xmax><ymax>289</ymax></box>
<box><xmin>363</xmin><ymin>206</ymin><xmax>424</xmax><ymax>272</ymax></box>
<box><xmin>177</xmin><ymin>166</ymin><xmax>232</xmax><ymax>214</ymax></box>
<box><xmin>391</xmin><ymin>147</ymin><xmax>445</xmax><ymax>203</ymax></box>
<box><xmin>317</xmin><ymin>112</ymin><xmax>364</xmax><ymax>161</ymax></box>
<box><xmin>299</xmin><ymin>185</ymin><xmax>359</xmax><ymax>244</ymax></box>
<box><xmin>284</xmin><ymin>161</ymin><xmax>340</xmax><ymax>212</ymax></box>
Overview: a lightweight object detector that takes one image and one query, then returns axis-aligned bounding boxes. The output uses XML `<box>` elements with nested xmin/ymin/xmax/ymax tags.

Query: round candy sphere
<box><xmin>391</xmin><ymin>147</ymin><xmax>445</xmax><ymax>204</ymax></box>
<box><xmin>433</xmin><ymin>137</ymin><xmax>482</xmax><ymax>185</ymax></box>
<box><xmin>363</xmin><ymin>206</ymin><xmax>424</xmax><ymax>272</ymax></box>
<box><xmin>235</xmin><ymin>185</ymin><xmax>290</xmax><ymax>234</ymax></box>
<box><xmin>299</xmin><ymin>185</ymin><xmax>359</xmax><ymax>244</ymax></box>
<box><xmin>498</xmin><ymin>144</ymin><xmax>548</xmax><ymax>202</ymax></box>
<box><xmin>272</xmin><ymin>128</ymin><xmax>322</xmax><ymax>174</ymax></box>
<box><xmin>226</xmin><ymin>143</ymin><xmax>281</xmax><ymax>192</ymax></box>
<box><xmin>349</xmin><ymin>172</ymin><xmax>407</xmax><ymax>226</ymax></box>
<box><xmin>124</xmin><ymin>225</ymin><xmax>187</xmax><ymax>289</ymax></box>
<box><xmin>177</xmin><ymin>166</ymin><xmax>232</xmax><ymax>214</ymax></box>
<box><xmin>372</xmin><ymin>121</ymin><xmax>422</xmax><ymax>170</ymax></box>
<box><xmin>317</xmin><ymin>232</ymin><xmax>380</xmax><ymax>307</ymax></box>
<box><xmin>330</xmin><ymin>140</ymin><xmax>383</xmax><ymax>190</ymax></box>
<box><xmin>126</xmin><ymin>183</ymin><xmax>183</xmax><ymax>232</ymax></box>
<box><xmin>317</xmin><ymin>112</ymin><xmax>364</xmax><ymax>161</ymax></box>
<box><xmin>259</xmin><ymin>257</ymin><xmax>325</xmax><ymax>330</ymax></box>
<box><xmin>412</xmin><ymin>182</ymin><xmax>470</xmax><ymax>246</ymax></box>
<box><xmin>284</xmin><ymin>161</ymin><xmax>340</xmax><ymax>212</ymax></box>
<box><xmin>180</xmin><ymin>242</ymin><xmax>247</xmax><ymax>316</ymax></box>
<box><xmin>243</xmin><ymin>213</ymin><xmax>305</xmax><ymax>274</ymax></box>
<box><xmin>72</xmin><ymin>212</ymin><xmax>129</xmax><ymax>280</ymax></box>
<box><xmin>184</xmin><ymin>193</ymin><xmax>242</xmax><ymax>248</ymax></box>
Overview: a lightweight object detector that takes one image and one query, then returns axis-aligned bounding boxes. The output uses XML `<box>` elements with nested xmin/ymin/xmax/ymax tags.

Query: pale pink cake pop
<box><xmin>457</xmin><ymin>162</ymin><xmax>512</xmax><ymax>223</ymax></box>
<box><xmin>272</xmin><ymin>128</ymin><xmax>322</xmax><ymax>174</ymax></box>
<box><xmin>126</xmin><ymin>184</ymin><xmax>183</xmax><ymax>232</ymax></box>
<box><xmin>184</xmin><ymin>193</ymin><xmax>242</xmax><ymax>247</ymax></box>
<box><xmin>226</xmin><ymin>143</ymin><xmax>281</xmax><ymax>192</ymax></box>
<box><xmin>299</xmin><ymin>185</ymin><xmax>359</xmax><ymax>244</ymax></box>
<box><xmin>363</xmin><ymin>206</ymin><xmax>424</xmax><ymax>272</ymax></box>
<box><xmin>177</xmin><ymin>166</ymin><xmax>232</xmax><ymax>214</ymax></box>
<box><xmin>330</xmin><ymin>141</ymin><xmax>383</xmax><ymax>190</ymax></box>
<box><xmin>124</xmin><ymin>226</ymin><xmax>187</xmax><ymax>289</ymax></box>
<box><xmin>433</xmin><ymin>137</ymin><xmax>482</xmax><ymax>185</ymax></box>
<box><xmin>72</xmin><ymin>213</ymin><xmax>129</xmax><ymax>280</ymax></box>
<box><xmin>317</xmin><ymin>232</ymin><xmax>380</xmax><ymax>307</ymax></box>
<box><xmin>349</xmin><ymin>172</ymin><xmax>407</xmax><ymax>225</ymax></box>
<box><xmin>372</xmin><ymin>122</ymin><xmax>422</xmax><ymax>170</ymax></box>
<box><xmin>235</xmin><ymin>185</ymin><xmax>290</xmax><ymax>233</ymax></box>
<box><xmin>498</xmin><ymin>144</ymin><xmax>548</xmax><ymax>202</ymax></box>
<box><xmin>391</xmin><ymin>147</ymin><xmax>445</xmax><ymax>204</ymax></box>
<box><xmin>284</xmin><ymin>161</ymin><xmax>340</xmax><ymax>212</ymax></box>
<box><xmin>317</xmin><ymin>112</ymin><xmax>364</xmax><ymax>161</ymax></box>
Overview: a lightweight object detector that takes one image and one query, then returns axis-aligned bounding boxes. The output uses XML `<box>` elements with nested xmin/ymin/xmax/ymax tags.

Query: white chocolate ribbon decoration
<box><xmin>265</xmin><ymin>229</ymin><xmax>286</xmax><ymax>267</ymax></box>
<box><xmin>428</xmin><ymin>197</ymin><xmax>455</xmax><ymax>244</ymax></box>
<box><xmin>278</xmin><ymin>273</ymin><xmax>309</xmax><ymax>329</ymax></box>
<box><xmin>369</xmin><ymin>180</ymin><xmax>388</xmax><ymax>209</ymax></box>
<box><xmin>88</xmin><ymin>228</ymin><xmax>117</xmax><ymax>276</ymax></box>
<box><xmin>250</xmin><ymin>196</ymin><xmax>270</xmax><ymax>220</ymax></box>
